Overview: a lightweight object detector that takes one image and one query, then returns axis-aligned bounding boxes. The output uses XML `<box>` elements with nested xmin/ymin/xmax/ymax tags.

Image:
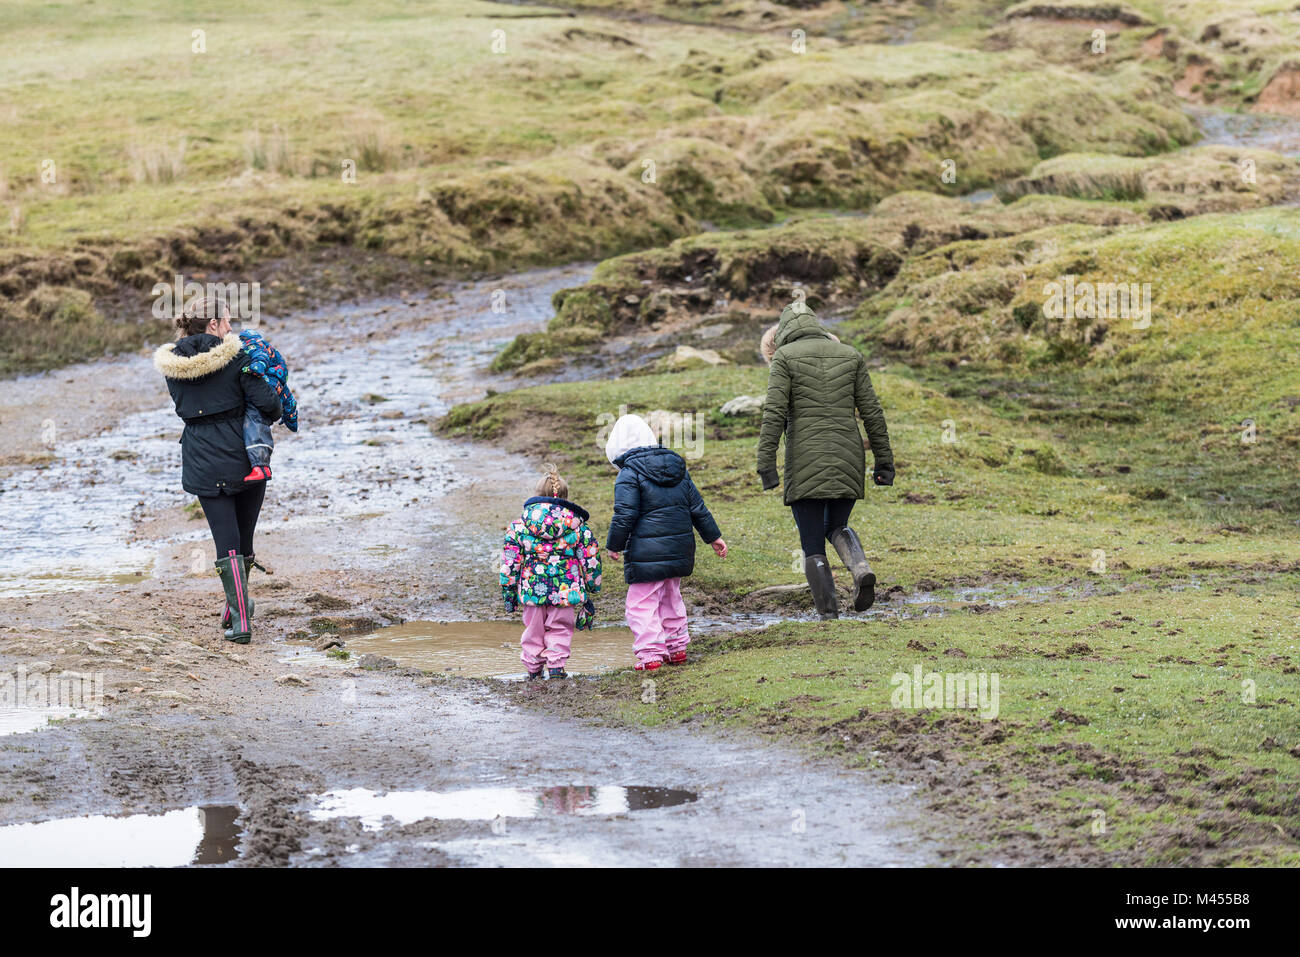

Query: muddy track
<box><xmin>0</xmin><ymin>659</ymin><xmax>937</xmax><ymax>866</ymax></box>
<box><xmin>0</xmin><ymin>263</ymin><xmax>945</xmax><ymax>866</ymax></box>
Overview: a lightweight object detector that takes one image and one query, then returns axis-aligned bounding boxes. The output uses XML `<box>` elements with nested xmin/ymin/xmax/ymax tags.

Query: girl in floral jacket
<box><xmin>500</xmin><ymin>467</ymin><xmax>602</xmax><ymax>679</ymax></box>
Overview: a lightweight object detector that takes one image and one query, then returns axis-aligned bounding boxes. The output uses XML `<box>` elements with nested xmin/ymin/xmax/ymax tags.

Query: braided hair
<box><xmin>535</xmin><ymin>463</ymin><xmax>569</xmax><ymax>500</ymax></box>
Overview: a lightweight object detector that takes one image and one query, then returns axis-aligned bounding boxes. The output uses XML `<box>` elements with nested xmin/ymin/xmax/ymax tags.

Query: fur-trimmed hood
<box><xmin>153</xmin><ymin>333</ymin><xmax>243</xmax><ymax>380</ymax></box>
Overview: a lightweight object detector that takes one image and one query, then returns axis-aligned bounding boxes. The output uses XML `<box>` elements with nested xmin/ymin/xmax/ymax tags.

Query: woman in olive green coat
<box><xmin>757</xmin><ymin>303</ymin><xmax>894</xmax><ymax>618</ymax></box>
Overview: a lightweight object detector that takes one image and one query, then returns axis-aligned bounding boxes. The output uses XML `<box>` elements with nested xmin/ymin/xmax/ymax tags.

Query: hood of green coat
<box><xmin>775</xmin><ymin>304</ymin><xmax>832</xmax><ymax>349</ymax></box>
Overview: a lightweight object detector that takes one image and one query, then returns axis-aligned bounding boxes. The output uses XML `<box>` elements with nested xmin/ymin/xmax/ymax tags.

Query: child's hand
<box><xmin>710</xmin><ymin>538</ymin><xmax>728</xmax><ymax>559</ymax></box>
<box><xmin>607</xmin><ymin>551</ymin><xmax>622</xmax><ymax>562</ymax></box>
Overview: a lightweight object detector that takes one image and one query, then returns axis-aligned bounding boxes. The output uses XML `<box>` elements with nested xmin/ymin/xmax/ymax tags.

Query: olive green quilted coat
<box><xmin>756</xmin><ymin>305</ymin><xmax>893</xmax><ymax>504</ymax></box>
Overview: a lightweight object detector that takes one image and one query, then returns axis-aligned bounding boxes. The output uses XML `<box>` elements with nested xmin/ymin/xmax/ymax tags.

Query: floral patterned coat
<box><xmin>501</xmin><ymin>497</ymin><xmax>602</xmax><ymax>626</ymax></box>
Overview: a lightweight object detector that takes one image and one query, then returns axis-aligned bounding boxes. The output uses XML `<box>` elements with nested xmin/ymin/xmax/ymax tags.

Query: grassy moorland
<box><xmin>7</xmin><ymin>0</ymin><xmax>1287</xmax><ymax>372</ymax></box>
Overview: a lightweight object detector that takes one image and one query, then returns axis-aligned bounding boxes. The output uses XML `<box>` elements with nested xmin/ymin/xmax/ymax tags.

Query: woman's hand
<box><xmin>872</xmin><ymin>464</ymin><xmax>895</xmax><ymax>486</ymax></box>
<box><xmin>710</xmin><ymin>538</ymin><xmax>728</xmax><ymax>559</ymax></box>
<box><xmin>759</xmin><ymin>469</ymin><xmax>780</xmax><ymax>491</ymax></box>
<box><xmin>607</xmin><ymin>551</ymin><xmax>622</xmax><ymax>562</ymax></box>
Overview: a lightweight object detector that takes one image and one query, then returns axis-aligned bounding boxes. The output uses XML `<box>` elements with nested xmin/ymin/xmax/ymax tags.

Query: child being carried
<box><xmin>237</xmin><ymin>329</ymin><xmax>299</xmax><ymax>482</ymax></box>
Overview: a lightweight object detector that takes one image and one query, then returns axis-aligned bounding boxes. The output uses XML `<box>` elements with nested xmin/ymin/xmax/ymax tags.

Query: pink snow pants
<box><xmin>625</xmin><ymin>577</ymin><xmax>689</xmax><ymax>665</ymax></box>
<box><xmin>520</xmin><ymin>604</ymin><xmax>575</xmax><ymax>672</ymax></box>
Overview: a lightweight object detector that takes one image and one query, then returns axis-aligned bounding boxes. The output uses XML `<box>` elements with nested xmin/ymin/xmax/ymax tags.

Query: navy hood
<box><xmin>618</xmin><ymin>446</ymin><xmax>686</xmax><ymax>487</ymax></box>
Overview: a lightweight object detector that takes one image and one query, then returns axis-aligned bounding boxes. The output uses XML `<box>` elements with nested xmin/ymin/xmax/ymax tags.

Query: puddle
<box><xmin>0</xmin><ymin>708</ymin><xmax>98</xmax><ymax>736</ymax></box>
<box><xmin>0</xmin><ymin>570</ymin><xmax>150</xmax><ymax>599</ymax></box>
<box><xmin>310</xmin><ymin>785</ymin><xmax>697</xmax><ymax>828</ymax></box>
<box><xmin>345</xmin><ymin>620</ymin><xmax>637</xmax><ymax>677</ymax></box>
<box><xmin>0</xmin><ymin>804</ymin><xmax>242</xmax><ymax>867</ymax></box>
<box><xmin>1190</xmin><ymin>106</ymin><xmax>1300</xmax><ymax>157</ymax></box>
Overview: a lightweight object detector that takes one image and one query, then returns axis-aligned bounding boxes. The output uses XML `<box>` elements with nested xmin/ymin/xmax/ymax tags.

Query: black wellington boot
<box><xmin>804</xmin><ymin>554</ymin><xmax>839</xmax><ymax>620</ymax></box>
<box><xmin>220</xmin><ymin>556</ymin><xmax>257</xmax><ymax>640</ymax></box>
<box><xmin>830</xmin><ymin>526</ymin><xmax>876</xmax><ymax>611</ymax></box>
<box><xmin>215</xmin><ymin>555</ymin><xmax>253</xmax><ymax>644</ymax></box>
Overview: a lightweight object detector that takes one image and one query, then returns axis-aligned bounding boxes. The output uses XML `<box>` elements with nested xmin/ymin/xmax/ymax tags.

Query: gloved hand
<box><xmin>759</xmin><ymin>469</ymin><xmax>780</xmax><ymax>491</ymax></box>
<box><xmin>577</xmin><ymin>597</ymin><xmax>596</xmax><ymax>631</ymax></box>
<box><xmin>872</xmin><ymin>464</ymin><xmax>895</xmax><ymax>487</ymax></box>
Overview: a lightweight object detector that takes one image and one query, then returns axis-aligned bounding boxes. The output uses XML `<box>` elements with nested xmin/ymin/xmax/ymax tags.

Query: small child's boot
<box><xmin>243</xmin><ymin>465</ymin><xmax>272</xmax><ymax>483</ymax></box>
<box><xmin>525</xmin><ymin>667</ymin><xmax>544</xmax><ymax>681</ymax></box>
<box><xmin>547</xmin><ymin>666</ymin><xmax>568</xmax><ymax>679</ymax></box>
<box><xmin>667</xmin><ymin>650</ymin><xmax>688</xmax><ymax>666</ymax></box>
<box><xmin>634</xmin><ymin>659</ymin><xmax>662</xmax><ymax>672</ymax></box>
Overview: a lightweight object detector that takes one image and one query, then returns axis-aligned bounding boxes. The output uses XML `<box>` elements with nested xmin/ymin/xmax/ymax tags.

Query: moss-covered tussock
<box><xmin>985</xmin><ymin>0</ymin><xmax>1300</xmax><ymax>114</ymax></box>
<box><xmin>848</xmin><ymin>207</ymin><xmax>1300</xmax><ymax>369</ymax></box>
<box><xmin>4</xmin><ymin>0</ymin><xmax>1292</xmax><ymax>376</ymax></box>
<box><xmin>496</xmin><ymin>184</ymin><xmax>1272</xmax><ymax>371</ymax></box>
<box><xmin>996</xmin><ymin>146</ymin><xmax>1300</xmax><ymax>210</ymax></box>
<box><xmin>1</xmin><ymin>158</ymin><xmax>696</xmax><ymax>372</ymax></box>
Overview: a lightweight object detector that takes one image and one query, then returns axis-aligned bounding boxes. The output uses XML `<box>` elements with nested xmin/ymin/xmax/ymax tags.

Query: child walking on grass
<box><xmin>604</xmin><ymin>414</ymin><xmax>727</xmax><ymax>672</ymax></box>
<box><xmin>500</xmin><ymin>466</ymin><xmax>602</xmax><ymax>680</ymax></box>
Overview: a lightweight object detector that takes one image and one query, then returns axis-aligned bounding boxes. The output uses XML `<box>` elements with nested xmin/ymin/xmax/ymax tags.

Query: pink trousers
<box><xmin>521</xmin><ymin>604</ymin><xmax>575</xmax><ymax>672</ymax></box>
<box><xmin>625</xmin><ymin>577</ymin><xmax>689</xmax><ymax>665</ymax></box>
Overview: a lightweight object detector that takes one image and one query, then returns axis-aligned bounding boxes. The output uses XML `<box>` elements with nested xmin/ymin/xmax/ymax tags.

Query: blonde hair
<box><xmin>536</xmin><ymin>463</ymin><xmax>568</xmax><ymax>499</ymax></box>
<box><xmin>760</xmin><ymin>322</ymin><xmax>840</xmax><ymax>364</ymax></box>
<box><xmin>760</xmin><ymin>323</ymin><xmax>780</xmax><ymax>364</ymax></box>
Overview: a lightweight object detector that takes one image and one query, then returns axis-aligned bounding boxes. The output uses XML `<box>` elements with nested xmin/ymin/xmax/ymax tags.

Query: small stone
<box><xmin>720</xmin><ymin>395</ymin><xmax>765</xmax><ymax>416</ymax></box>
<box><xmin>663</xmin><ymin>344</ymin><xmax>727</xmax><ymax>370</ymax></box>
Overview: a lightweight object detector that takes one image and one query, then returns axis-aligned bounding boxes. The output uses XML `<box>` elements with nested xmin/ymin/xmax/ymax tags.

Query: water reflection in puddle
<box><xmin>345</xmin><ymin>620</ymin><xmax>637</xmax><ymax>678</ymax></box>
<box><xmin>0</xmin><ymin>804</ymin><xmax>242</xmax><ymax>867</ymax></box>
<box><xmin>310</xmin><ymin>785</ymin><xmax>697</xmax><ymax>829</ymax></box>
<box><xmin>0</xmin><ymin>708</ymin><xmax>98</xmax><ymax>736</ymax></box>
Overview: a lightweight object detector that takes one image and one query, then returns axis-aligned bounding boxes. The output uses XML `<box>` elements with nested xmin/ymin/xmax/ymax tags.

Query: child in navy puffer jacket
<box><xmin>604</xmin><ymin>414</ymin><xmax>727</xmax><ymax>672</ymax></box>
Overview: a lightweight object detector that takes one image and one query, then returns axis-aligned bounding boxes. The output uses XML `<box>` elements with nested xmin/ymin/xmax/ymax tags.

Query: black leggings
<box><xmin>198</xmin><ymin>485</ymin><xmax>266</xmax><ymax>560</ymax></box>
<box><xmin>790</xmin><ymin>498</ymin><xmax>855</xmax><ymax>558</ymax></box>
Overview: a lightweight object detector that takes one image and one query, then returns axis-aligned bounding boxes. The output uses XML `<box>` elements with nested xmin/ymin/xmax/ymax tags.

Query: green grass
<box><xmin>448</xmin><ymin>301</ymin><xmax>1300</xmax><ymax>862</ymax></box>
<box><xmin>585</xmin><ymin>586</ymin><xmax>1300</xmax><ymax>863</ymax></box>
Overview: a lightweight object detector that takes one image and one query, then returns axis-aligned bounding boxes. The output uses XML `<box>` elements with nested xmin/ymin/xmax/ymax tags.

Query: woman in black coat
<box><xmin>154</xmin><ymin>299</ymin><xmax>281</xmax><ymax>643</ymax></box>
